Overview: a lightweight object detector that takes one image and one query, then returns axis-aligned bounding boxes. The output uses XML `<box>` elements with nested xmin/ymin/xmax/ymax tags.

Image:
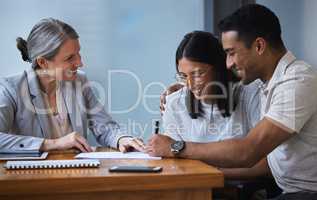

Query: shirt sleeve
<box><xmin>80</xmin><ymin>75</ymin><xmax>130</xmax><ymax>148</ymax></box>
<box><xmin>265</xmin><ymin>67</ymin><xmax>317</xmax><ymax>133</ymax></box>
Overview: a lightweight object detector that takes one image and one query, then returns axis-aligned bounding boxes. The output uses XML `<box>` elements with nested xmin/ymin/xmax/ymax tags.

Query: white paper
<box><xmin>75</xmin><ymin>152</ymin><xmax>161</xmax><ymax>160</ymax></box>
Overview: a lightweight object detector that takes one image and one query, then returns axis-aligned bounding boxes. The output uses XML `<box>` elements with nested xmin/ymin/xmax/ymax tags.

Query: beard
<box><xmin>232</xmin><ymin>68</ymin><xmax>256</xmax><ymax>85</ymax></box>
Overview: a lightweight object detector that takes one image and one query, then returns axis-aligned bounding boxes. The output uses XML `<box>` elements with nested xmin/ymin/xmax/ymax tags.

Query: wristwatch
<box><xmin>170</xmin><ymin>140</ymin><xmax>185</xmax><ymax>155</ymax></box>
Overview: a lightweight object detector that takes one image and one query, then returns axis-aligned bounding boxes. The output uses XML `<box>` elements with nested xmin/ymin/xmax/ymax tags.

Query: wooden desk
<box><xmin>0</xmin><ymin>148</ymin><xmax>223</xmax><ymax>200</ymax></box>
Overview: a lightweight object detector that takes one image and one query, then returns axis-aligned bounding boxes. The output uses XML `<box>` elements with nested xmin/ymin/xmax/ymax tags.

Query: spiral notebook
<box><xmin>4</xmin><ymin>159</ymin><xmax>100</xmax><ymax>169</ymax></box>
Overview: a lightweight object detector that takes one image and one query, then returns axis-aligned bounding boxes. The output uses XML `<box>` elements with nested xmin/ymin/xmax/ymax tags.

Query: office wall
<box><xmin>300</xmin><ymin>0</ymin><xmax>317</xmax><ymax>67</ymax></box>
<box><xmin>0</xmin><ymin>0</ymin><xmax>205</xmax><ymax>143</ymax></box>
<box><xmin>257</xmin><ymin>0</ymin><xmax>317</xmax><ymax>67</ymax></box>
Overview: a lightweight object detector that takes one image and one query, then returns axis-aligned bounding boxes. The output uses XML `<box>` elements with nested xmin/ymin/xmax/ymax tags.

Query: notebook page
<box><xmin>75</xmin><ymin>152</ymin><xmax>161</xmax><ymax>160</ymax></box>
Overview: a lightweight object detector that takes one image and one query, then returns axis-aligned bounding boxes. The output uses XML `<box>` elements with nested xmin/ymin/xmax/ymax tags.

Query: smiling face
<box><xmin>221</xmin><ymin>31</ymin><xmax>261</xmax><ymax>84</ymax></box>
<box><xmin>177</xmin><ymin>57</ymin><xmax>214</xmax><ymax>100</ymax></box>
<box><xmin>39</xmin><ymin>38</ymin><xmax>83</xmax><ymax>81</ymax></box>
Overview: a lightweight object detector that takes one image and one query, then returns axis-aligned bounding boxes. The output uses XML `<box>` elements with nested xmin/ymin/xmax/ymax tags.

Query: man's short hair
<box><xmin>218</xmin><ymin>4</ymin><xmax>284</xmax><ymax>49</ymax></box>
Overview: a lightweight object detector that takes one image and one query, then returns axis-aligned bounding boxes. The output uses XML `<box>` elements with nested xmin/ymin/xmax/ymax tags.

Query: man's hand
<box><xmin>118</xmin><ymin>137</ymin><xmax>145</xmax><ymax>153</ymax></box>
<box><xmin>145</xmin><ymin>134</ymin><xmax>175</xmax><ymax>157</ymax></box>
<box><xmin>160</xmin><ymin>83</ymin><xmax>183</xmax><ymax>112</ymax></box>
<box><xmin>41</xmin><ymin>132</ymin><xmax>93</xmax><ymax>152</ymax></box>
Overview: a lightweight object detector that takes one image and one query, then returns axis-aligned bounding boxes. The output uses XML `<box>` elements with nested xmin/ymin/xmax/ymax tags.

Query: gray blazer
<box><xmin>0</xmin><ymin>68</ymin><xmax>126</xmax><ymax>151</ymax></box>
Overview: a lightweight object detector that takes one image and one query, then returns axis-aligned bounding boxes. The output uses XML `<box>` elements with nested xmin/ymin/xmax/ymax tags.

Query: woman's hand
<box><xmin>160</xmin><ymin>83</ymin><xmax>184</xmax><ymax>112</ymax></box>
<box><xmin>40</xmin><ymin>132</ymin><xmax>93</xmax><ymax>152</ymax></box>
<box><xmin>118</xmin><ymin>137</ymin><xmax>145</xmax><ymax>152</ymax></box>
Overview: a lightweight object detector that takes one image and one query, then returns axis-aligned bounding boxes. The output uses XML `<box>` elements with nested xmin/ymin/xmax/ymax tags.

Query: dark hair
<box><xmin>16</xmin><ymin>18</ymin><xmax>79</xmax><ymax>68</ymax></box>
<box><xmin>218</xmin><ymin>4</ymin><xmax>284</xmax><ymax>49</ymax></box>
<box><xmin>176</xmin><ymin>31</ymin><xmax>239</xmax><ymax>118</ymax></box>
<box><xmin>16</xmin><ymin>37</ymin><xmax>31</xmax><ymax>63</ymax></box>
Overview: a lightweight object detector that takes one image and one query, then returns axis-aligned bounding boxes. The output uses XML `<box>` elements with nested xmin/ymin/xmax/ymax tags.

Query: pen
<box><xmin>154</xmin><ymin>120</ymin><xmax>160</xmax><ymax>134</ymax></box>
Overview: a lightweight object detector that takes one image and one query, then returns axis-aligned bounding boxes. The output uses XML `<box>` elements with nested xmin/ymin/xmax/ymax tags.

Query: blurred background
<box><xmin>0</xmin><ymin>0</ymin><xmax>315</xmax><ymax>144</ymax></box>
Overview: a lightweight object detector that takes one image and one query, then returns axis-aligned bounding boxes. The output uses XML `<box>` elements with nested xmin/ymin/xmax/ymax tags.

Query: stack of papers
<box><xmin>75</xmin><ymin>152</ymin><xmax>161</xmax><ymax>160</ymax></box>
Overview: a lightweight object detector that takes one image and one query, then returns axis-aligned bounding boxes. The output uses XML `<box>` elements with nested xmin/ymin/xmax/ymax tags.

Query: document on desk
<box><xmin>75</xmin><ymin>152</ymin><xmax>162</xmax><ymax>160</ymax></box>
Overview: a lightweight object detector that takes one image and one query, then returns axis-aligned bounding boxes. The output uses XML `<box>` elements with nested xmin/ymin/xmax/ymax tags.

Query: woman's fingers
<box><xmin>73</xmin><ymin>140</ymin><xmax>88</xmax><ymax>152</ymax></box>
<box><xmin>133</xmin><ymin>138</ymin><xmax>145</xmax><ymax>149</ymax></box>
<box><xmin>75</xmin><ymin>135</ymin><xmax>93</xmax><ymax>152</ymax></box>
<box><xmin>119</xmin><ymin>145</ymin><xmax>128</xmax><ymax>153</ymax></box>
<box><xmin>160</xmin><ymin>91</ymin><xmax>168</xmax><ymax>112</ymax></box>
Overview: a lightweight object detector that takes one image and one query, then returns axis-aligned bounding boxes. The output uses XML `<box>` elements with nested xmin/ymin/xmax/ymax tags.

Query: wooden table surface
<box><xmin>0</xmin><ymin>148</ymin><xmax>224</xmax><ymax>200</ymax></box>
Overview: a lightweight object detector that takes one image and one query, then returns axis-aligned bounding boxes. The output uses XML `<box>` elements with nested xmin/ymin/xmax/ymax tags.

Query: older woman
<box><xmin>0</xmin><ymin>18</ymin><xmax>144</xmax><ymax>152</ymax></box>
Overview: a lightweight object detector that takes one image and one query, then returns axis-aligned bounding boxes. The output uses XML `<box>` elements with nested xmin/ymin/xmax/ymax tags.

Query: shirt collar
<box><xmin>261</xmin><ymin>51</ymin><xmax>296</xmax><ymax>93</ymax></box>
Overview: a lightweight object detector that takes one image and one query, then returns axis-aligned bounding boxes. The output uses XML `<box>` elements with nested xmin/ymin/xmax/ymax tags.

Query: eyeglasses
<box><xmin>175</xmin><ymin>67</ymin><xmax>211</xmax><ymax>85</ymax></box>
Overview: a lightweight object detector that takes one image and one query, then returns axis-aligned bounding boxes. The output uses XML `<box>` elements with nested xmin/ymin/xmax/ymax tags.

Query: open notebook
<box><xmin>4</xmin><ymin>159</ymin><xmax>100</xmax><ymax>169</ymax></box>
<box><xmin>75</xmin><ymin>152</ymin><xmax>162</xmax><ymax>160</ymax></box>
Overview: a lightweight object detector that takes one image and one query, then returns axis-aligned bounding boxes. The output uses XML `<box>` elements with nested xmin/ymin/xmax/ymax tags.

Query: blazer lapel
<box><xmin>26</xmin><ymin>69</ymin><xmax>51</xmax><ymax>138</ymax></box>
<box><xmin>61</xmin><ymin>81</ymin><xmax>84</xmax><ymax>137</ymax></box>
